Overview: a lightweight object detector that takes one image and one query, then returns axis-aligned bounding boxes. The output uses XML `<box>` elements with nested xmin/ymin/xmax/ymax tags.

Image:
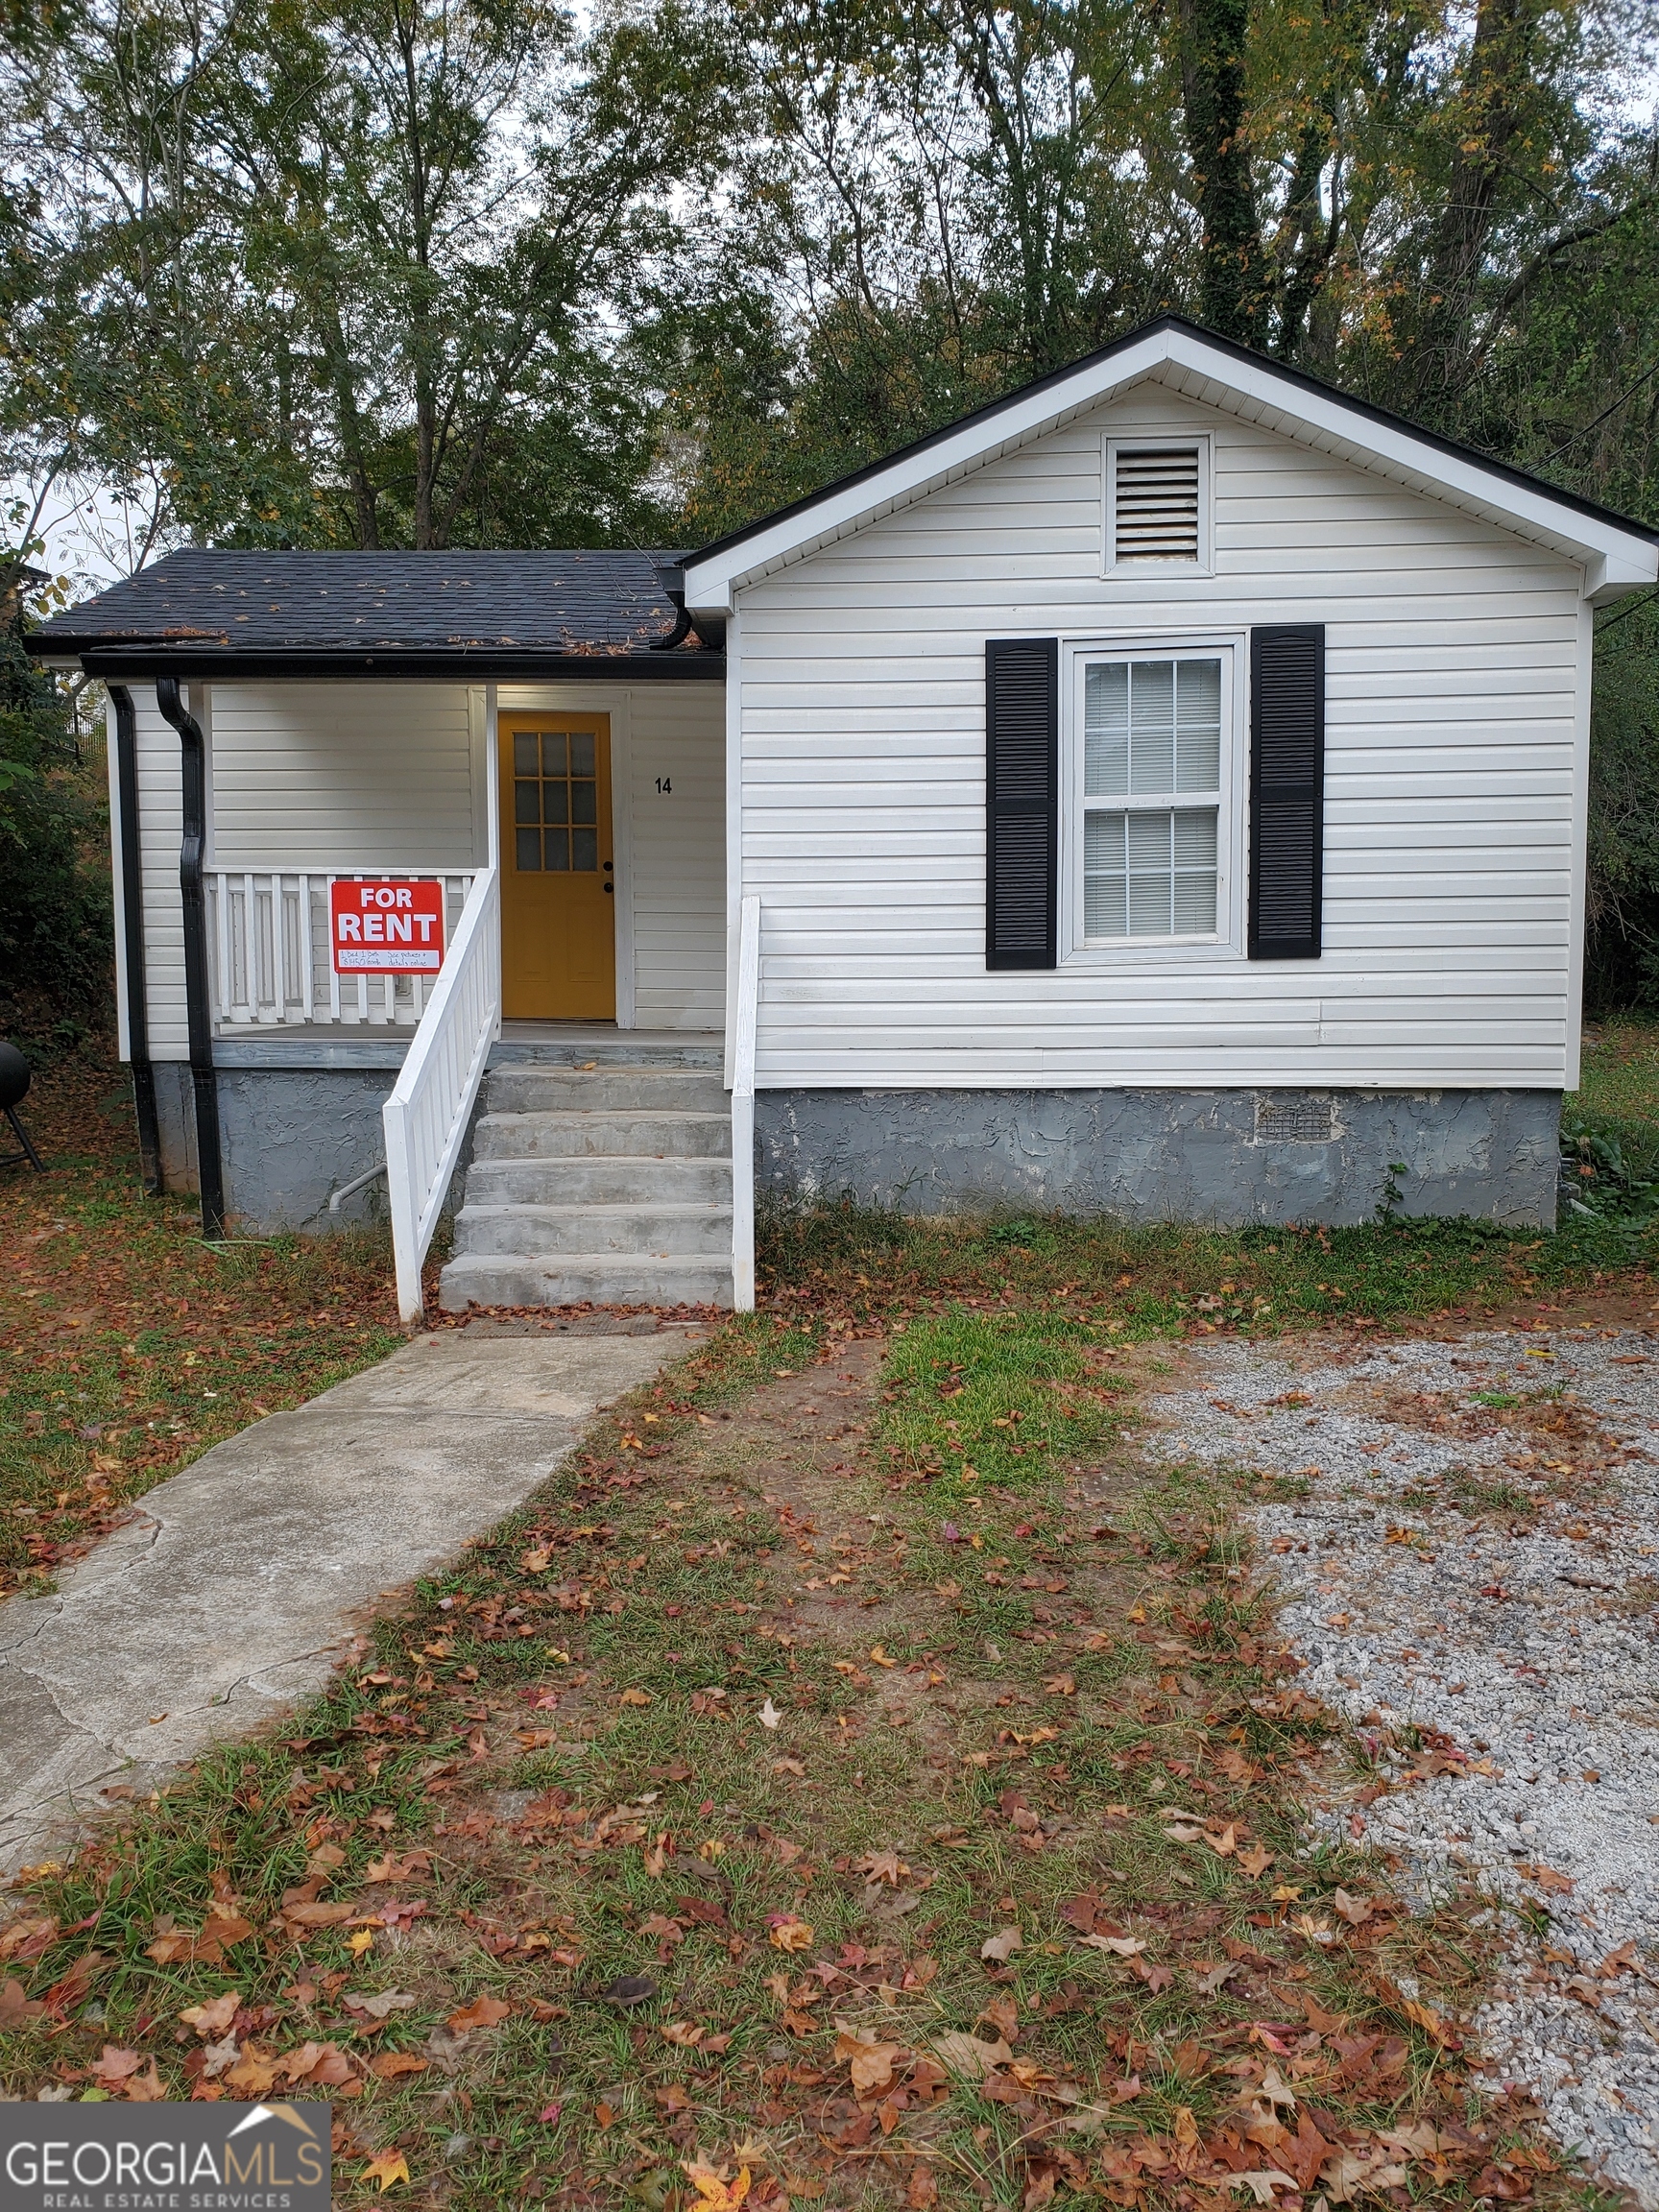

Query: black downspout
<box><xmin>108</xmin><ymin>685</ymin><xmax>162</xmax><ymax>1195</ymax></box>
<box><xmin>155</xmin><ymin>677</ymin><xmax>226</xmax><ymax>1238</ymax></box>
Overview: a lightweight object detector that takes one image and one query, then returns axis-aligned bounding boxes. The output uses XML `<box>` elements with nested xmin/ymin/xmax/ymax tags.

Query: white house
<box><xmin>33</xmin><ymin>317</ymin><xmax>1659</xmax><ymax>1319</ymax></box>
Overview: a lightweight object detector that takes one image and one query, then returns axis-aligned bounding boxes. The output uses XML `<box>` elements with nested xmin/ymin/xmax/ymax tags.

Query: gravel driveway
<box><xmin>1149</xmin><ymin>1323</ymin><xmax>1659</xmax><ymax>2205</ymax></box>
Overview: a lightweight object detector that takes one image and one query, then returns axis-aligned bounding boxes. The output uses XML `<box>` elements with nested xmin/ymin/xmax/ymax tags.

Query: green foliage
<box><xmin>0</xmin><ymin>614</ymin><xmax>108</xmax><ymax>1040</ymax></box>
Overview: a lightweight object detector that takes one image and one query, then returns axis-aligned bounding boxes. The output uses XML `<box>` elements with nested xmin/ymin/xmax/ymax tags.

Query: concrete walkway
<box><xmin>0</xmin><ymin>1324</ymin><xmax>700</xmax><ymax>1877</ymax></box>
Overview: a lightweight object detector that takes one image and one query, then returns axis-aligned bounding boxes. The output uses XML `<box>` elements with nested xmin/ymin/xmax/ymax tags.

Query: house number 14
<box><xmin>655</xmin><ymin>777</ymin><xmax>672</xmax><ymax>793</ymax></box>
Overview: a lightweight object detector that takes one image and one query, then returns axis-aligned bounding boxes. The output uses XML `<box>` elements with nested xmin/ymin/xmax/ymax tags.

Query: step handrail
<box><xmin>383</xmin><ymin>863</ymin><xmax>502</xmax><ymax>1324</ymax></box>
<box><xmin>731</xmin><ymin>894</ymin><xmax>760</xmax><ymax>1311</ymax></box>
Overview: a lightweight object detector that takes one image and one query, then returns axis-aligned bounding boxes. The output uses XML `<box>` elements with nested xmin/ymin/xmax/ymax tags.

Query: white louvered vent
<box><xmin>1112</xmin><ymin>445</ymin><xmax>1202</xmax><ymax>563</ymax></box>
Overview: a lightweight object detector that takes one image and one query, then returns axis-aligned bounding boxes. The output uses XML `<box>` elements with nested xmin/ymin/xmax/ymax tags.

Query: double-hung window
<box><xmin>1080</xmin><ymin>651</ymin><xmax>1227</xmax><ymax>943</ymax></box>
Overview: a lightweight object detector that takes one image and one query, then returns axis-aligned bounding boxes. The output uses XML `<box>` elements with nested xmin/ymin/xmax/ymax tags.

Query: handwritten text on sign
<box><xmin>329</xmin><ymin>878</ymin><xmax>446</xmax><ymax>974</ymax></box>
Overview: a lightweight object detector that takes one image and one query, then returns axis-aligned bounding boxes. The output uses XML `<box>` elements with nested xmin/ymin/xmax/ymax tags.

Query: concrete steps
<box><xmin>439</xmin><ymin>1062</ymin><xmax>733</xmax><ymax>1311</ymax></box>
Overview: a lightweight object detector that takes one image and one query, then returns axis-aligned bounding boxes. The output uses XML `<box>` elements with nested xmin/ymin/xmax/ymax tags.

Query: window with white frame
<box><xmin>1080</xmin><ymin>652</ymin><xmax>1225</xmax><ymax>941</ymax></box>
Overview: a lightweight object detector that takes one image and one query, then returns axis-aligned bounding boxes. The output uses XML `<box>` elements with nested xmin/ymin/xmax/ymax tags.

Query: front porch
<box><xmin>114</xmin><ymin>663</ymin><xmax>736</xmax><ymax>1316</ymax></box>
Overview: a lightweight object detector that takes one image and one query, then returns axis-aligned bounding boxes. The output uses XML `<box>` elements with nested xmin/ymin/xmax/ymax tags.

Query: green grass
<box><xmin>761</xmin><ymin>1197</ymin><xmax>1654</xmax><ymax>1344</ymax></box>
<box><xmin>1575</xmin><ymin>1012</ymin><xmax>1659</xmax><ymax>1124</ymax></box>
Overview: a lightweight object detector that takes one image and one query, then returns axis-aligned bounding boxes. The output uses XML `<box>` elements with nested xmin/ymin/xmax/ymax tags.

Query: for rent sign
<box><xmin>329</xmin><ymin>878</ymin><xmax>445</xmax><ymax>975</ymax></box>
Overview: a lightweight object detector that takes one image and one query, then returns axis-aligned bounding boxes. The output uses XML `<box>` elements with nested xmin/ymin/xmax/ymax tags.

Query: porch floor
<box><xmin>212</xmin><ymin>1021</ymin><xmax>725</xmax><ymax>1070</ymax></box>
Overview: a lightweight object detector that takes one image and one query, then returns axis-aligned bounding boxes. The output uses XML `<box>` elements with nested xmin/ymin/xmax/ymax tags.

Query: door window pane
<box><xmin>510</xmin><ymin>729</ymin><xmax>602</xmax><ymax>873</ymax></box>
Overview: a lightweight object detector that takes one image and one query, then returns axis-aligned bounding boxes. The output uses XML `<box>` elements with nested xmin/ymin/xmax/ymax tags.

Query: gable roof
<box><xmin>682</xmin><ymin>313</ymin><xmax>1659</xmax><ymax>611</ymax></box>
<box><xmin>28</xmin><ymin>548</ymin><xmax>723</xmax><ymax>678</ymax></box>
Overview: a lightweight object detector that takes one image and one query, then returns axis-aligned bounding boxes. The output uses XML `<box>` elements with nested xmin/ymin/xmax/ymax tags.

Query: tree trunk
<box><xmin>1411</xmin><ymin>0</ymin><xmax>1544</xmax><ymax>410</ymax></box>
<box><xmin>1177</xmin><ymin>0</ymin><xmax>1267</xmax><ymax>346</ymax></box>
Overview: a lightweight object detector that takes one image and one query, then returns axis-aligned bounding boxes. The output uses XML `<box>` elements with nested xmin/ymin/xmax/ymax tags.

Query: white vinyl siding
<box><xmin>127</xmin><ymin>685</ymin><xmax>189</xmax><ymax>1060</ymax></box>
<box><xmin>210</xmin><ymin>683</ymin><xmax>481</xmax><ymax>869</ymax></box>
<box><xmin>734</xmin><ymin>378</ymin><xmax>1586</xmax><ymax>1092</ymax></box>
<box><xmin>625</xmin><ymin>685</ymin><xmax>727</xmax><ymax>1031</ymax></box>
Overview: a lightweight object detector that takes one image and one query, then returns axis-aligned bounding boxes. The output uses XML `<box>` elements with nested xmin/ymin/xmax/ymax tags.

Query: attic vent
<box><xmin>1112</xmin><ymin>445</ymin><xmax>1201</xmax><ymax>563</ymax></box>
<box><xmin>1256</xmin><ymin>1098</ymin><xmax>1334</xmax><ymax>1143</ymax></box>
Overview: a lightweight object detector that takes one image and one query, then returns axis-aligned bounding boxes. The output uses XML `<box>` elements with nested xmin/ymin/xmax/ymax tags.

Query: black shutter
<box><xmin>1249</xmin><ymin>624</ymin><xmax>1325</xmax><ymax>960</ymax></box>
<box><xmin>986</xmin><ymin>637</ymin><xmax>1059</xmax><ymax>969</ymax></box>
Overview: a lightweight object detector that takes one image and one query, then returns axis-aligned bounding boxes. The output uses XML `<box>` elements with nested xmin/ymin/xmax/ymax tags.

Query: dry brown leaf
<box><xmin>370</xmin><ymin>2052</ymin><xmax>430</xmax><ymax>2080</ymax></box>
<box><xmin>180</xmin><ymin>1991</ymin><xmax>241</xmax><ymax>2037</ymax></box>
<box><xmin>769</xmin><ymin>1919</ymin><xmax>814</xmax><ymax>1953</ymax></box>
<box><xmin>931</xmin><ymin>2031</ymin><xmax>1012</xmax><ymax>2080</ymax></box>
<box><xmin>446</xmin><ymin>1994</ymin><xmax>511</xmax><ymax>2032</ymax></box>
<box><xmin>835</xmin><ymin>2026</ymin><xmax>902</xmax><ymax>2095</ymax></box>
<box><xmin>980</xmin><ymin>1927</ymin><xmax>1022</xmax><ymax>1962</ymax></box>
<box><xmin>0</xmin><ymin>1978</ymin><xmax>45</xmax><ymax>2028</ymax></box>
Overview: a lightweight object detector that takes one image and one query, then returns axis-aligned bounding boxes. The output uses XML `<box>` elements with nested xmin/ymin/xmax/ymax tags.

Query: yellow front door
<box><xmin>499</xmin><ymin>713</ymin><xmax>615</xmax><ymax>1019</ymax></box>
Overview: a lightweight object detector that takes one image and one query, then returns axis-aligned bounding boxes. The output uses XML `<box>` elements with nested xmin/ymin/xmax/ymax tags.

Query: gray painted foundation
<box><xmin>755</xmin><ymin>1088</ymin><xmax>1563</xmax><ymax>1229</ymax></box>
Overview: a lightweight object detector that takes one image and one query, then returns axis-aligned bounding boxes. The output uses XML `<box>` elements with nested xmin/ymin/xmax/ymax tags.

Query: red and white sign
<box><xmin>329</xmin><ymin>878</ymin><xmax>446</xmax><ymax>974</ymax></box>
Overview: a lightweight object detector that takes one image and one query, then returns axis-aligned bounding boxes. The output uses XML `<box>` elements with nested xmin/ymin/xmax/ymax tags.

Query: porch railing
<box><xmin>731</xmin><ymin>894</ymin><xmax>760</xmax><ymax>1313</ymax></box>
<box><xmin>383</xmin><ymin>864</ymin><xmax>501</xmax><ymax>1325</ymax></box>
<box><xmin>205</xmin><ymin>869</ymin><xmax>477</xmax><ymax>1028</ymax></box>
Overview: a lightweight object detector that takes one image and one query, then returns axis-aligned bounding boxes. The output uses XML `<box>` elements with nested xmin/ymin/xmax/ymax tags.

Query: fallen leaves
<box><xmin>835</xmin><ymin>2025</ymin><xmax>904</xmax><ymax>2095</ymax></box>
<box><xmin>979</xmin><ymin>1927</ymin><xmax>1022</xmax><ymax>1963</ymax></box>
<box><xmin>445</xmin><ymin>1994</ymin><xmax>511</xmax><ymax>2032</ymax></box>
<box><xmin>180</xmin><ymin>1990</ymin><xmax>240</xmax><ymax>2037</ymax></box>
<box><xmin>856</xmin><ymin>1849</ymin><xmax>911</xmax><ymax>1887</ymax></box>
<box><xmin>683</xmin><ymin>2162</ymin><xmax>751</xmax><ymax>2212</ymax></box>
<box><xmin>600</xmin><ymin>1974</ymin><xmax>659</xmax><ymax>2008</ymax></box>
<box><xmin>0</xmin><ymin>1977</ymin><xmax>45</xmax><ymax>2028</ymax></box>
<box><xmin>768</xmin><ymin>1919</ymin><xmax>814</xmax><ymax>1953</ymax></box>
<box><xmin>361</xmin><ymin>2149</ymin><xmax>410</xmax><ymax>2192</ymax></box>
<box><xmin>932</xmin><ymin>2030</ymin><xmax>1014</xmax><ymax>2080</ymax></box>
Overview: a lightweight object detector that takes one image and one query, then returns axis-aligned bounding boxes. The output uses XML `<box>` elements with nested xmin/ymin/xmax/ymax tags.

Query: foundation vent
<box><xmin>1256</xmin><ymin>1097</ymin><xmax>1334</xmax><ymax>1143</ymax></box>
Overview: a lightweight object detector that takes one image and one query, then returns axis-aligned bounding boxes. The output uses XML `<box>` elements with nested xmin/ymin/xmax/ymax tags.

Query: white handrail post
<box><xmin>382</xmin><ymin>863</ymin><xmax>501</xmax><ymax>1330</ymax></box>
<box><xmin>732</xmin><ymin>894</ymin><xmax>760</xmax><ymax>1312</ymax></box>
<box><xmin>385</xmin><ymin>1089</ymin><xmax>421</xmax><ymax>1323</ymax></box>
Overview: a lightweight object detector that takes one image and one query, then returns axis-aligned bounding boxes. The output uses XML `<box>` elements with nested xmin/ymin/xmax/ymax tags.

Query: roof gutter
<box><xmin>45</xmin><ymin>644</ymin><xmax>728</xmax><ymax>681</ymax></box>
<box><xmin>155</xmin><ymin>677</ymin><xmax>226</xmax><ymax>1239</ymax></box>
<box><xmin>649</xmin><ymin>563</ymin><xmax>726</xmax><ymax>653</ymax></box>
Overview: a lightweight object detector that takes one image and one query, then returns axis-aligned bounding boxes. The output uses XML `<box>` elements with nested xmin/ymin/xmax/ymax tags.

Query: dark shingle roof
<box><xmin>30</xmin><ymin>548</ymin><xmax>720</xmax><ymax>675</ymax></box>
